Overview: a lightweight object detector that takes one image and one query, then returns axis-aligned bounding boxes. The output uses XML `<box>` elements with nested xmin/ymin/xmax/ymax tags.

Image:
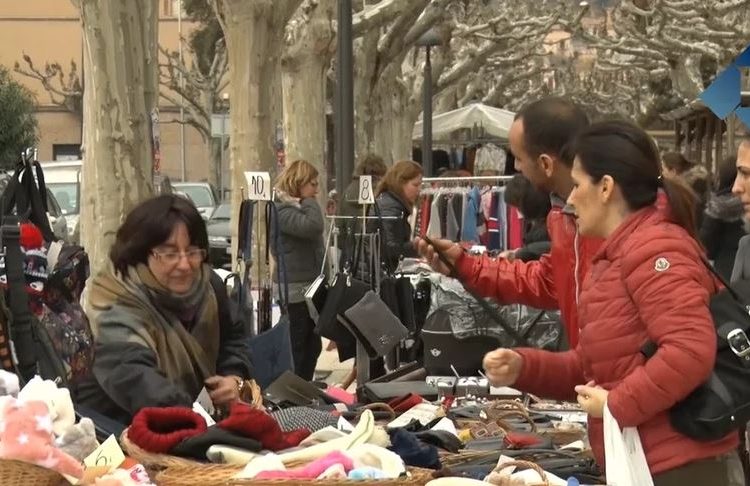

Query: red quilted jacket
<box><xmin>514</xmin><ymin>206</ymin><xmax>738</xmax><ymax>475</ymax></box>
<box><xmin>456</xmin><ymin>197</ymin><xmax>602</xmax><ymax>347</ymax></box>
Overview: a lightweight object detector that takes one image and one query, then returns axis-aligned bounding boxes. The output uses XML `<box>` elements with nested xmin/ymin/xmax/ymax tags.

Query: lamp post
<box><xmin>335</xmin><ymin>0</ymin><xmax>354</xmax><ymax>199</ymax></box>
<box><xmin>416</xmin><ymin>29</ymin><xmax>442</xmax><ymax>177</ymax></box>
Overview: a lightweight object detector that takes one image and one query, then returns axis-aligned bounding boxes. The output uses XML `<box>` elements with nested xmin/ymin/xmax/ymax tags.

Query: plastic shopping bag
<box><xmin>603</xmin><ymin>403</ymin><xmax>654</xmax><ymax>486</ymax></box>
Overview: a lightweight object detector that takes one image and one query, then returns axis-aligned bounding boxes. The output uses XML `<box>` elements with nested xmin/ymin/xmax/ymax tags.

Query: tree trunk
<box><xmin>370</xmin><ymin>65</ymin><xmax>419</xmax><ymax>163</ymax></box>
<box><xmin>78</xmin><ymin>0</ymin><xmax>158</xmax><ymax>274</ymax></box>
<box><xmin>353</xmin><ymin>29</ymin><xmax>381</xmax><ymax>162</ymax></box>
<box><xmin>218</xmin><ymin>0</ymin><xmax>302</xmax><ymax>267</ymax></box>
<box><xmin>281</xmin><ymin>0</ymin><xmax>336</xmax><ymax>207</ymax></box>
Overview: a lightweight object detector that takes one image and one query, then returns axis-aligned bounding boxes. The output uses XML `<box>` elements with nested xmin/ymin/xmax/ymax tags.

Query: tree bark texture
<box><xmin>281</xmin><ymin>0</ymin><xmax>336</xmax><ymax>207</ymax></box>
<box><xmin>217</xmin><ymin>0</ymin><xmax>302</xmax><ymax>267</ymax></box>
<box><xmin>78</xmin><ymin>0</ymin><xmax>158</xmax><ymax>274</ymax></box>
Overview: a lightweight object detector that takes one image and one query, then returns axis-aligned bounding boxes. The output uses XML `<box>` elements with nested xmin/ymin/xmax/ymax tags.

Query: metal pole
<box><xmin>422</xmin><ymin>46</ymin><xmax>433</xmax><ymax>177</ymax></box>
<box><xmin>178</xmin><ymin>2</ymin><xmax>186</xmax><ymax>181</ymax></box>
<box><xmin>220</xmin><ymin>117</ymin><xmax>226</xmax><ymax>201</ymax></box>
<box><xmin>336</xmin><ymin>0</ymin><xmax>354</xmax><ymax>198</ymax></box>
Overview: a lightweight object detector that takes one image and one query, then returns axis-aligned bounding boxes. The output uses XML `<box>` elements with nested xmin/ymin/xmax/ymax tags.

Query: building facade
<box><xmin>0</xmin><ymin>0</ymin><xmax>211</xmax><ymax>181</ymax></box>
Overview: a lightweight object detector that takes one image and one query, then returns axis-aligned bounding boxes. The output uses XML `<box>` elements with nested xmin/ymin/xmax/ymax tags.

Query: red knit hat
<box><xmin>219</xmin><ymin>402</ymin><xmax>310</xmax><ymax>451</ymax></box>
<box><xmin>128</xmin><ymin>407</ymin><xmax>207</xmax><ymax>454</ymax></box>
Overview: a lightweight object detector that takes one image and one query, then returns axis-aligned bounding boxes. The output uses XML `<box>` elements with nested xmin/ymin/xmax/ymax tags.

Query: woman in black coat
<box><xmin>700</xmin><ymin>157</ymin><xmax>745</xmax><ymax>281</ymax></box>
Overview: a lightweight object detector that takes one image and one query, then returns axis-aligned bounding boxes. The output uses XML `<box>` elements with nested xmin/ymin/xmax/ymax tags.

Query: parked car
<box><xmin>207</xmin><ymin>204</ymin><xmax>231</xmax><ymax>268</ymax></box>
<box><xmin>40</xmin><ymin>160</ymin><xmax>81</xmax><ymax>243</ymax></box>
<box><xmin>172</xmin><ymin>182</ymin><xmax>219</xmax><ymax>220</ymax></box>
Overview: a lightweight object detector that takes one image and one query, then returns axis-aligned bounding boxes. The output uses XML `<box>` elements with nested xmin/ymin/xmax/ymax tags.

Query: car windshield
<box><xmin>177</xmin><ymin>185</ymin><xmax>214</xmax><ymax>207</ymax></box>
<box><xmin>48</xmin><ymin>182</ymin><xmax>79</xmax><ymax>214</ymax></box>
<box><xmin>211</xmin><ymin>204</ymin><xmax>231</xmax><ymax>221</ymax></box>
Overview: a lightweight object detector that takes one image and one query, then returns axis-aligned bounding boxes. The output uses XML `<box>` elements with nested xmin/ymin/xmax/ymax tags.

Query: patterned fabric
<box><xmin>270</xmin><ymin>406</ymin><xmax>339</xmax><ymax>433</ymax></box>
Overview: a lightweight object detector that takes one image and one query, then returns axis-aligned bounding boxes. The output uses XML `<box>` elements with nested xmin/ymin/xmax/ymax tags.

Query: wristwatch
<box><xmin>235</xmin><ymin>377</ymin><xmax>246</xmax><ymax>397</ymax></box>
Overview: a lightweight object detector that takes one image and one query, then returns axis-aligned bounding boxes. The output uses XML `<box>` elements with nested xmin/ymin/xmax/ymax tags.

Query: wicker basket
<box><xmin>120</xmin><ymin>428</ymin><xmax>207</xmax><ymax>474</ymax></box>
<box><xmin>492</xmin><ymin>460</ymin><xmax>549</xmax><ymax>486</ymax></box>
<box><xmin>154</xmin><ymin>465</ymin><xmax>434</xmax><ymax>486</ymax></box>
<box><xmin>0</xmin><ymin>459</ymin><xmax>71</xmax><ymax>486</ymax></box>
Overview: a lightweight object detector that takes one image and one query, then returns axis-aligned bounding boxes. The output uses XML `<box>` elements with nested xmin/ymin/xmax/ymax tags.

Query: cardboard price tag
<box><xmin>358</xmin><ymin>175</ymin><xmax>375</xmax><ymax>204</ymax></box>
<box><xmin>244</xmin><ymin>171</ymin><xmax>272</xmax><ymax>201</ymax></box>
<box><xmin>83</xmin><ymin>434</ymin><xmax>125</xmax><ymax>470</ymax></box>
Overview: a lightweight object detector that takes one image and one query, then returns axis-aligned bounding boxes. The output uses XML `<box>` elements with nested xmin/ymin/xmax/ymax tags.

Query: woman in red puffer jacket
<box><xmin>482</xmin><ymin>120</ymin><xmax>743</xmax><ymax>486</ymax></box>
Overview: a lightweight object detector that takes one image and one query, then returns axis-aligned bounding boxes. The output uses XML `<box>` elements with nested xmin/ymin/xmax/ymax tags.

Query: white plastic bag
<box><xmin>603</xmin><ymin>403</ymin><xmax>654</xmax><ymax>486</ymax></box>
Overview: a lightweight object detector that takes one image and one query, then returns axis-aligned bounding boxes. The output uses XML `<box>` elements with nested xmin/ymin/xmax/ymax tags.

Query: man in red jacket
<box><xmin>416</xmin><ymin>97</ymin><xmax>599</xmax><ymax>348</ymax></box>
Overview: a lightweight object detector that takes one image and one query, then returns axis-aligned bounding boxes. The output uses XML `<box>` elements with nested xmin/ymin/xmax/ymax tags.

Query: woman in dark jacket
<box><xmin>501</xmin><ymin>174</ymin><xmax>552</xmax><ymax>262</ymax></box>
<box><xmin>77</xmin><ymin>195</ymin><xmax>253</xmax><ymax>424</ymax></box>
<box><xmin>273</xmin><ymin>159</ymin><xmax>325</xmax><ymax>381</ymax></box>
<box><xmin>371</xmin><ymin>160</ymin><xmax>423</xmax><ymax>271</ymax></box>
<box><xmin>700</xmin><ymin>157</ymin><xmax>745</xmax><ymax>281</ymax></box>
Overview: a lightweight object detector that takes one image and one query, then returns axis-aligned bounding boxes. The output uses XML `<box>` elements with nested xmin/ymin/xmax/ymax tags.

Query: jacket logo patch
<box><xmin>430</xmin><ymin>348</ymin><xmax>441</xmax><ymax>357</ymax></box>
<box><xmin>654</xmin><ymin>257</ymin><xmax>670</xmax><ymax>272</ymax></box>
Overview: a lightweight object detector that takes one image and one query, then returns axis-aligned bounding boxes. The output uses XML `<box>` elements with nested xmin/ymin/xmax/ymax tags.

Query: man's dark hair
<box><xmin>110</xmin><ymin>194</ymin><xmax>208</xmax><ymax>275</ymax></box>
<box><xmin>514</xmin><ymin>97</ymin><xmax>589</xmax><ymax>166</ymax></box>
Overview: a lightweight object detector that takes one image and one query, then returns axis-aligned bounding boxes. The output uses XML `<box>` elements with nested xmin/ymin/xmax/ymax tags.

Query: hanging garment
<box><xmin>508</xmin><ymin>206</ymin><xmax>523</xmax><ymax>250</ymax></box>
<box><xmin>425</xmin><ymin>196</ymin><xmax>442</xmax><ymax>239</ymax></box>
<box><xmin>461</xmin><ymin>187</ymin><xmax>481</xmax><ymax>243</ymax></box>
<box><xmin>474</xmin><ymin>143</ymin><xmax>507</xmax><ymax>175</ymax></box>
<box><xmin>419</xmin><ymin>196</ymin><xmax>431</xmax><ymax>237</ymax></box>
<box><xmin>445</xmin><ymin>198</ymin><xmax>459</xmax><ymax>242</ymax></box>
<box><xmin>487</xmin><ymin>192</ymin><xmax>500</xmax><ymax>250</ymax></box>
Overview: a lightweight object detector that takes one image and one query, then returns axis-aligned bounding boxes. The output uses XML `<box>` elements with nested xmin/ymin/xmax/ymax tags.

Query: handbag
<box><xmin>640</xmin><ymin>260</ymin><xmax>750</xmax><ymax>441</ymax></box>
<box><xmin>227</xmin><ymin>199</ymin><xmax>255</xmax><ymax>336</ymax></box>
<box><xmin>341</xmin><ymin>290</ymin><xmax>408</xmax><ymax>359</ymax></box>
<box><xmin>247</xmin><ymin>202</ymin><xmax>294</xmax><ymax>389</ymax></box>
<box><xmin>304</xmin><ymin>222</ymin><xmax>334</xmax><ymax>324</ymax></box>
<box><xmin>0</xmin><ymin>157</ymin><xmax>57</xmax><ymax>242</ymax></box>
<box><xmin>315</xmin><ymin>226</ymin><xmax>369</xmax><ymax>361</ymax></box>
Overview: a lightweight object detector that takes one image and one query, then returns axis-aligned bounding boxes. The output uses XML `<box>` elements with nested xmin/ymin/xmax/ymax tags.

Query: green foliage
<box><xmin>183</xmin><ymin>0</ymin><xmax>224</xmax><ymax>76</ymax></box>
<box><xmin>0</xmin><ymin>65</ymin><xmax>37</xmax><ymax>169</ymax></box>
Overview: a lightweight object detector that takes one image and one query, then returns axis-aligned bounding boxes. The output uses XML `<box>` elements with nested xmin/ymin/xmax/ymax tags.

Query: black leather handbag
<box><xmin>641</xmin><ymin>260</ymin><xmax>750</xmax><ymax>441</ymax></box>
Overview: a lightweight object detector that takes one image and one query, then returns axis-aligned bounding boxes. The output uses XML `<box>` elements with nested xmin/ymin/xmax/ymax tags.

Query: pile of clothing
<box><xmin>0</xmin><ymin>370</ymin><xmax>155</xmax><ymax>486</ymax></box>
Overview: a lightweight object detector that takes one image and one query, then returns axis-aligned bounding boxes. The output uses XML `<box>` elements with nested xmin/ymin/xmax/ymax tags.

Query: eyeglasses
<box><xmin>151</xmin><ymin>248</ymin><xmax>207</xmax><ymax>266</ymax></box>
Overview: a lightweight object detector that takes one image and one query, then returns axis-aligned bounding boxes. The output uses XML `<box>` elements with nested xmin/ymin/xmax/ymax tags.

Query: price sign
<box><xmin>358</xmin><ymin>175</ymin><xmax>375</xmax><ymax>204</ymax></box>
<box><xmin>244</xmin><ymin>171</ymin><xmax>272</xmax><ymax>201</ymax></box>
<box><xmin>83</xmin><ymin>434</ymin><xmax>125</xmax><ymax>471</ymax></box>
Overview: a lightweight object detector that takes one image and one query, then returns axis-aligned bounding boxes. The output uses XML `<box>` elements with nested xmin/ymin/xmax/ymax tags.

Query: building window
<box><xmin>164</xmin><ymin>0</ymin><xmax>184</xmax><ymax>17</ymax></box>
<box><xmin>52</xmin><ymin>144</ymin><xmax>81</xmax><ymax>161</ymax></box>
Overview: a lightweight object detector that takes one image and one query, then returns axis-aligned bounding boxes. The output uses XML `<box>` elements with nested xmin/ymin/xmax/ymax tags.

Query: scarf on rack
<box><xmin>85</xmin><ymin>263</ymin><xmax>219</xmax><ymax>399</ymax></box>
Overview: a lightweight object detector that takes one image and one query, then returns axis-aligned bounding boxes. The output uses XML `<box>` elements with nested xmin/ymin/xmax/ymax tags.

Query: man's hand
<box><xmin>498</xmin><ymin>250</ymin><xmax>515</xmax><ymax>261</ymax></box>
<box><xmin>413</xmin><ymin>237</ymin><xmax>462</xmax><ymax>276</ymax></box>
<box><xmin>482</xmin><ymin>348</ymin><xmax>523</xmax><ymax>386</ymax></box>
<box><xmin>205</xmin><ymin>375</ymin><xmax>241</xmax><ymax>407</ymax></box>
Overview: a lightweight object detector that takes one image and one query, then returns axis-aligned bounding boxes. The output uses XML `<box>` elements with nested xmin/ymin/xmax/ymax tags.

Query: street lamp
<box><xmin>416</xmin><ymin>28</ymin><xmax>442</xmax><ymax>177</ymax></box>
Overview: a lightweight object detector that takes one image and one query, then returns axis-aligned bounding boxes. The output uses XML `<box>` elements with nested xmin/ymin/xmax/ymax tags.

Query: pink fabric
<box><xmin>0</xmin><ymin>397</ymin><xmax>83</xmax><ymax>479</ymax></box>
<box><xmin>325</xmin><ymin>386</ymin><xmax>356</xmax><ymax>406</ymax></box>
<box><xmin>255</xmin><ymin>451</ymin><xmax>354</xmax><ymax>479</ymax></box>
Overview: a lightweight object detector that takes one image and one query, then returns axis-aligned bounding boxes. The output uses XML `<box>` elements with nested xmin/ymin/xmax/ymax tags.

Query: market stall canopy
<box><xmin>412</xmin><ymin>103</ymin><xmax>516</xmax><ymax>142</ymax></box>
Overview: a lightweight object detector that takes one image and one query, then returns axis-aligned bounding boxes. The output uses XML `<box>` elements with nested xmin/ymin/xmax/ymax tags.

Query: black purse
<box><xmin>226</xmin><ymin>199</ymin><xmax>254</xmax><ymax>336</ymax></box>
<box><xmin>641</xmin><ymin>259</ymin><xmax>750</xmax><ymax>441</ymax></box>
<box><xmin>315</xmin><ymin>226</ymin><xmax>369</xmax><ymax>361</ymax></box>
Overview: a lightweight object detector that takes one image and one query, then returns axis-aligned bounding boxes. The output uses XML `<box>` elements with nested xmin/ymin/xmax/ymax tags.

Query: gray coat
<box><xmin>274</xmin><ymin>198</ymin><xmax>325</xmax><ymax>284</ymax></box>
<box><xmin>731</xmin><ymin>234</ymin><xmax>750</xmax><ymax>284</ymax></box>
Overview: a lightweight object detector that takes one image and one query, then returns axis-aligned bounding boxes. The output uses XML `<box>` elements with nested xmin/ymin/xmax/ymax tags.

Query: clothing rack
<box><xmin>326</xmin><ymin>215</ymin><xmax>401</xmax><ymax>220</ymax></box>
<box><xmin>422</xmin><ymin>175</ymin><xmax>513</xmax><ymax>184</ymax></box>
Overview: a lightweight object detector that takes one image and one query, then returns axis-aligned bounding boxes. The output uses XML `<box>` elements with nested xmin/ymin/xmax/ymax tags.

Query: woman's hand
<box><xmin>205</xmin><ymin>375</ymin><xmax>242</xmax><ymax>407</ymax></box>
<box><xmin>575</xmin><ymin>382</ymin><xmax>609</xmax><ymax>418</ymax></box>
<box><xmin>413</xmin><ymin>237</ymin><xmax>461</xmax><ymax>275</ymax></box>
<box><xmin>482</xmin><ymin>348</ymin><xmax>523</xmax><ymax>386</ymax></box>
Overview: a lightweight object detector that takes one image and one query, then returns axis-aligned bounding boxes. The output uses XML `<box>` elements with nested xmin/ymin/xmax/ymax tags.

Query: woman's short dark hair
<box><xmin>572</xmin><ymin>120</ymin><xmax>698</xmax><ymax>238</ymax></box>
<box><xmin>504</xmin><ymin>174</ymin><xmax>551</xmax><ymax>220</ymax></box>
<box><xmin>110</xmin><ymin>194</ymin><xmax>208</xmax><ymax>275</ymax></box>
<box><xmin>662</xmin><ymin>151</ymin><xmax>694</xmax><ymax>175</ymax></box>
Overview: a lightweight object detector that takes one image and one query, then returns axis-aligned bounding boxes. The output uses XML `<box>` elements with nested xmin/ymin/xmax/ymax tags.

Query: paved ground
<box><xmin>315</xmin><ymin>338</ymin><xmax>355</xmax><ymax>388</ymax></box>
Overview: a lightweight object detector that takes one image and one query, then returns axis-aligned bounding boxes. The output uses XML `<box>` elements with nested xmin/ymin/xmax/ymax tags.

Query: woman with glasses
<box><xmin>274</xmin><ymin>159</ymin><xmax>325</xmax><ymax>381</ymax></box>
<box><xmin>76</xmin><ymin>195</ymin><xmax>253</xmax><ymax>424</ymax></box>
